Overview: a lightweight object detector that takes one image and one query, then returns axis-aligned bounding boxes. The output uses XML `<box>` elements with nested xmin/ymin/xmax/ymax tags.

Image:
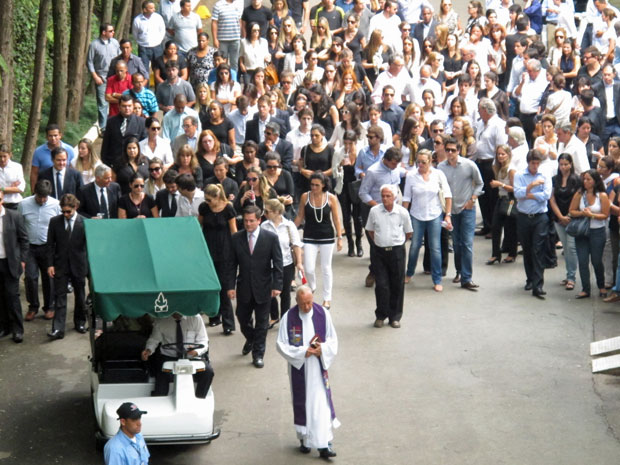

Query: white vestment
<box><xmin>276</xmin><ymin>307</ymin><xmax>340</xmax><ymax>449</ymax></box>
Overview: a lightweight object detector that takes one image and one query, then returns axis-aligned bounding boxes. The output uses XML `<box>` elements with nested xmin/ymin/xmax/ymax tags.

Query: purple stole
<box><xmin>287</xmin><ymin>303</ymin><xmax>336</xmax><ymax>426</ymax></box>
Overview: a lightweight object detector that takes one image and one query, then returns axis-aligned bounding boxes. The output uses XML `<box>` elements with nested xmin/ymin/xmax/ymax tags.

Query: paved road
<box><xmin>2</xmin><ymin>233</ymin><xmax>620</xmax><ymax>464</ymax></box>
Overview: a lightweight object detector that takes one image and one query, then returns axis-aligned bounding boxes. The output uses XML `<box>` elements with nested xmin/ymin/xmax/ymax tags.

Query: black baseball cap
<box><xmin>116</xmin><ymin>402</ymin><xmax>148</xmax><ymax>420</ymax></box>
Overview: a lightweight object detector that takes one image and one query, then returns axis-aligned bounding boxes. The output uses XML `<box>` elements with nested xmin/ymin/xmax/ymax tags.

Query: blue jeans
<box><xmin>407</xmin><ymin>215</ymin><xmax>443</xmax><ymax>284</ymax></box>
<box><xmin>576</xmin><ymin>226</ymin><xmax>606</xmax><ymax>294</ymax></box>
<box><xmin>95</xmin><ymin>81</ymin><xmax>108</xmax><ymax>130</ymax></box>
<box><xmin>218</xmin><ymin>40</ymin><xmax>241</xmax><ymax>73</ymax></box>
<box><xmin>452</xmin><ymin>207</ymin><xmax>476</xmax><ymax>283</ymax></box>
<box><xmin>138</xmin><ymin>44</ymin><xmax>163</xmax><ymax>73</ymax></box>
<box><xmin>554</xmin><ymin>222</ymin><xmax>577</xmax><ymax>283</ymax></box>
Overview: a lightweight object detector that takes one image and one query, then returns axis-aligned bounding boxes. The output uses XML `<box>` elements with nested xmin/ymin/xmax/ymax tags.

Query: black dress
<box><xmin>118</xmin><ymin>194</ymin><xmax>157</xmax><ymax>218</ymax></box>
<box><xmin>337</xmin><ymin>30</ymin><xmax>364</xmax><ymax>62</ymax></box>
<box><xmin>115</xmin><ymin>157</ymin><xmax>150</xmax><ymax>195</ymax></box>
<box><xmin>300</xmin><ymin>144</ymin><xmax>334</xmax><ymax>192</ymax></box>
<box><xmin>153</xmin><ymin>55</ymin><xmax>188</xmax><ymax>83</ymax></box>
<box><xmin>170</xmin><ymin>164</ymin><xmax>204</xmax><ymax>188</ymax></box>
<box><xmin>267</xmin><ymin>169</ymin><xmax>296</xmax><ymax>218</ymax></box>
<box><xmin>203</xmin><ymin>119</ymin><xmax>234</xmax><ymax>146</ymax></box>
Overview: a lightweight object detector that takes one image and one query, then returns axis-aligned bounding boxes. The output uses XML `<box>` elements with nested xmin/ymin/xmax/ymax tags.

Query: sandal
<box><xmin>502</xmin><ymin>257</ymin><xmax>516</xmax><ymax>263</ymax></box>
<box><xmin>565</xmin><ymin>281</ymin><xmax>575</xmax><ymax>290</ymax></box>
<box><xmin>560</xmin><ymin>279</ymin><xmax>568</xmax><ymax>285</ymax></box>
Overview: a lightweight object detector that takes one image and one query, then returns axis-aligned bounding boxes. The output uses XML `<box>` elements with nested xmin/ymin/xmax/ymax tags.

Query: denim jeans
<box><xmin>95</xmin><ymin>81</ymin><xmax>108</xmax><ymax>130</ymax></box>
<box><xmin>554</xmin><ymin>222</ymin><xmax>577</xmax><ymax>283</ymax></box>
<box><xmin>218</xmin><ymin>40</ymin><xmax>241</xmax><ymax>73</ymax></box>
<box><xmin>576</xmin><ymin>226</ymin><xmax>606</xmax><ymax>294</ymax></box>
<box><xmin>407</xmin><ymin>214</ymin><xmax>443</xmax><ymax>284</ymax></box>
<box><xmin>138</xmin><ymin>44</ymin><xmax>163</xmax><ymax>74</ymax></box>
<box><xmin>451</xmin><ymin>207</ymin><xmax>476</xmax><ymax>284</ymax></box>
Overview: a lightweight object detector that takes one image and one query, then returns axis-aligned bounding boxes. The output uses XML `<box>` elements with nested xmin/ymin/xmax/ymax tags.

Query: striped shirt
<box><xmin>212</xmin><ymin>0</ymin><xmax>242</xmax><ymax>41</ymax></box>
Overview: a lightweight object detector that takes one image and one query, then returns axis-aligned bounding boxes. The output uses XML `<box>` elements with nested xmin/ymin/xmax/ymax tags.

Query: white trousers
<box><xmin>303</xmin><ymin>242</ymin><xmax>335</xmax><ymax>301</ymax></box>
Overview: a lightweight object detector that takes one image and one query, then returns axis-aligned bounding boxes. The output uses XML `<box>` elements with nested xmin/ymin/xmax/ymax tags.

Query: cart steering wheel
<box><xmin>161</xmin><ymin>342</ymin><xmax>205</xmax><ymax>359</ymax></box>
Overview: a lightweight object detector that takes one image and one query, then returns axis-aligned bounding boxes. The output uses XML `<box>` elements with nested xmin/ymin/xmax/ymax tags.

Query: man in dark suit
<box><xmin>47</xmin><ymin>194</ymin><xmax>88</xmax><ymax>340</ymax></box>
<box><xmin>227</xmin><ymin>206</ymin><xmax>283</xmax><ymax>368</ymax></box>
<box><xmin>38</xmin><ymin>147</ymin><xmax>84</xmax><ymax>199</ymax></box>
<box><xmin>0</xmin><ymin>190</ymin><xmax>29</xmax><ymax>343</ymax></box>
<box><xmin>412</xmin><ymin>5</ymin><xmax>437</xmax><ymax>49</ymax></box>
<box><xmin>245</xmin><ymin>95</ymin><xmax>286</xmax><ymax>144</ymax></box>
<box><xmin>155</xmin><ymin>169</ymin><xmax>180</xmax><ymax>217</ymax></box>
<box><xmin>101</xmin><ymin>94</ymin><xmax>147</xmax><ymax>170</ymax></box>
<box><xmin>257</xmin><ymin>122</ymin><xmax>294</xmax><ymax>172</ymax></box>
<box><xmin>78</xmin><ymin>164</ymin><xmax>121</xmax><ymax>218</ymax></box>
<box><xmin>600</xmin><ymin>64</ymin><xmax>620</xmax><ymax>145</ymax></box>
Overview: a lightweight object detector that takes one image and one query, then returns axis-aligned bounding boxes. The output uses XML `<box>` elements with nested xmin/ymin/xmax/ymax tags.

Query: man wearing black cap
<box><xmin>104</xmin><ymin>402</ymin><xmax>150</xmax><ymax>465</ymax></box>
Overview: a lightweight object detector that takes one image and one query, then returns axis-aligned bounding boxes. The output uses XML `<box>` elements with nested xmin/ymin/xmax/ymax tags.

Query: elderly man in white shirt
<box><xmin>514</xmin><ymin>59</ymin><xmax>548</xmax><ymax>146</ymax></box>
<box><xmin>370</xmin><ymin>54</ymin><xmax>411</xmax><ymax>105</ymax></box>
<box><xmin>556</xmin><ymin>122</ymin><xmax>590</xmax><ymax>174</ymax></box>
<box><xmin>0</xmin><ymin>148</ymin><xmax>26</xmax><ymax>208</ymax></box>
<box><xmin>404</xmin><ymin>64</ymin><xmax>443</xmax><ymax>106</ymax></box>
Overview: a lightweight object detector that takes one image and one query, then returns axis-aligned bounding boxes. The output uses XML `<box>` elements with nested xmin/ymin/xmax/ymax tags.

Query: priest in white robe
<box><xmin>276</xmin><ymin>285</ymin><xmax>340</xmax><ymax>459</ymax></box>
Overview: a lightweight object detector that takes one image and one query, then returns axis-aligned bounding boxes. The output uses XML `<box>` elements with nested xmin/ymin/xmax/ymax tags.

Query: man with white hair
<box><xmin>365</xmin><ymin>184</ymin><xmax>412</xmax><ymax>329</ymax></box>
<box><xmin>371</xmin><ymin>54</ymin><xmax>411</xmax><ymax>105</ymax></box>
<box><xmin>507</xmin><ymin>126</ymin><xmax>529</xmax><ymax>173</ymax></box>
<box><xmin>404</xmin><ymin>64</ymin><xmax>442</xmax><ymax>105</ymax></box>
<box><xmin>514</xmin><ymin>59</ymin><xmax>548</xmax><ymax>146</ymax></box>
<box><xmin>556</xmin><ymin>122</ymin><xmax>589</xmax><ymax>174</ymax></box>
<box><xmin>276</xmin><ymin>285</ymin><xmax>339</xmax><ymax>459</ymax></box>
<box><xmin>474</xmin><ymin>98</ymin><xmax>507</xmax><ymax>237</ymax></box>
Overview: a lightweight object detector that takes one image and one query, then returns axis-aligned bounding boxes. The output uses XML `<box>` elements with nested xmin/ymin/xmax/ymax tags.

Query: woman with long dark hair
<box><xmin>309</xmin><ymin>84</ymin><xmax>339</xmax><ymax>140</ymax></box>
<box><xmin>118</xmin><ymin>174</ymin><xmax>159</xmax><ymax>219</ymax></box>
<box><xmin>116</xmin><ymin>137</ymin><xmax>150</xmax><ymax>195</ymax></box>
<box><xmin>328</xmin><ymin>101</ymin><xmax>365</xmax><ymax>152</ymax></box>
<box><xmin>210</xmin><ymin>63</ymin><xmax>242</xmax><ymax>115</ymax></box>
<box><xmin>569</xmin><ymin>169</ymin><xmax>610</xmax><ymax>298</ymax></box>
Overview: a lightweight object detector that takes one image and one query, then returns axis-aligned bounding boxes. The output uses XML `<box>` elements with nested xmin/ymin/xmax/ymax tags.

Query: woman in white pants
<box><xmin>295</xmin><ymin>172</ymin><xmax>343</xmax><ymax>309</ymax></box>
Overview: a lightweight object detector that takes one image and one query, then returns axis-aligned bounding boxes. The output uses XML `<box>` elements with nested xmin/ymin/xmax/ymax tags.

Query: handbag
<box><xmin>498</xmin><ymin>194</ymin><xmax>517</xmax><ymax>218</ymax></box>
<box><xmin>348</xmin><ymin>180</ymin><xmax>362</xmax><ymax>204</ymax></box>
<box><xmin>566</xmin><ymin>216</ymin><xmax>591</xmax><ymax>238</ymax></box>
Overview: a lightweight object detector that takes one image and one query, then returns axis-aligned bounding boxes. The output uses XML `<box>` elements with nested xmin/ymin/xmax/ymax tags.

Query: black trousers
<box><xmin>338</xmin><ymin>188</ymin><xmax>363</xmax><ymax>240</ymax></box>
<box><xmin>25</xmin><ymin>244</ymin><xmax>54</xmax><ymax>313</ymax></box>
<box><xmin>52</xmin><ymin>273</ymin><xmax>86</xmax><ymax>332</ymax></box>
<box><xmin>0</xmin><ymin>259</ymin><xmax>23</xmax><ymax>335</ymax></box>
<box><xmin>371</xmin><ymin>245</ymin><xmax>406</xmax><ymax>322</ymax></box>
<box><xmin>476</xmin><ymin>159</ymin><xmax>497</xmax><ymax>232</ymax></box>
<box><xmin>521</xmin><ymin>112</ymin><xmax>537</xmax><ymax>147</ymax></box>
<box><xmin>491</xmin><ymin>199</ymin><xmax>518</xmax><ymax>259</ymax></box>
<box><xmin>271</xmin><ymin>263</ymin><xmax>295</xmax><ymax>320</ymax></box>
<box><xmin>210</xmin><ymin>261</ymin><xmax>235</xmax><ymax>331</ymax></box>
<box><xmin>236</xmin><ymin>296</ymin><xmax>270</xmax><ymax>358</ymax></box>
<box><xmin>517</xmin><ymin>212</ymin><xmax>548</xmax><ymax>290</ymax></box>
<box><xmin>152</xmin><ymin>352</ymin><xmax>214</xmax><ymax>399</ymax></box>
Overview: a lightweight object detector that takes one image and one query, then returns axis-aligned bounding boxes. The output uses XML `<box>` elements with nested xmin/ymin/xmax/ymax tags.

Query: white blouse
<box><xmin>402</xmin><ymin>167</ymin><xmax>452</xmax><ymax>221</ymax></box>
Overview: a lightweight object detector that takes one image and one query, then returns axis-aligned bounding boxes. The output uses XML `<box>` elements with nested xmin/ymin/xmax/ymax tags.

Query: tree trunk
<box><xmin>102</xmin><ymin>0</ymin><xmax>114</xmax><ymax>25</ymax></box>
<box><xmin>115</xmin><ymin>0</ymin><xmax>132</xmax><ymax>39</ymax></box>
<box><xmin>49</xmin><ymin>0</ymin><xmax>69</xmax><ymax>130</ymax></box>
<box><xmin>0</xmin><ymin>0</ymin><xmax>15</xmax><ymax>147</ymax></box>
<box><xmin>21</xmin><ymin>0</ymin><xmax>50</xmax><ymax>181</ymax></box>
<box><xmin>66</xmin><ymin>0</ymin><xmax>94</xmax><ymax>122</ymax></box>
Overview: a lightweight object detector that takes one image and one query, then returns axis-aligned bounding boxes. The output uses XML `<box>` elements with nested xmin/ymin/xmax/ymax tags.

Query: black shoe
<box><xmin>461</xmin><ymin>281</ymin><xmax>479</xmax><ymax>291</ymax></box>
<box><xmin>533</xmin><ymin>288</ymin><xmax>546</xmax><ymax>300</ymax></box>
<box><xmin>223</xmin><ymin>328</ymin><xmax>233</xmax><ymax>336</ymax></box>
<box><xmin>452</xmin><ymin>273</ymin><xmax>461</xmax><ymax>283</ymax></box>
<box><xmin>47</xmin><ymin>330</ymin><xmax>65</xmax><ymax>340</ymax></box>
<box><xmin>242</xmin><ymin>341</ymin><xmax>253</xmax><ymax>355</ymax></box>
<box><xmin>347</xmin><ymin>242</ymin><xmax>355</xmax><ymax>257</ymax></box>
<box><xmin>12</xmin><ymin>333</ymin><xmax>23</xmax><ymax>343</ymax></box>
<box><xmin>524</xmin><ymin>282</ymin><xmax>533</xmax><ymax>291</ymax></box>
<box><xmin>208</xmin><ymin>319</ymin><xmax>222</xmax><ymax>327</ymax></box>
<box><xmin>475</xmin><ymin>228</ymin><xmax>490</xmax><ymax>236</ymax></box>
<box><xmin>299</xmin><ymin>441</ymin><xmax>311</xmax><ymax>454</ymax></box>
<box><xmin>319</xmin><ymin>447</ymin><xmax>337</xmax><ymax>459</ymax></box>
<box><xmin>356</xmin><ymin>241</ymin><xmax>364</xmax><ymax>257</ymax></box>
<box><xmin>253</xmin><ymin>357</ymin><xmax>264</xmax><ymax>368</ymax></box>
<box><xmin>576</xmin><ymin>292</ymin><xmax>591</xmax><ymax>299</ymax></box>
<box><xmin>75</xmin><ymin>325</ymin><xmax>87</xmax><ymax>334</ymax></box>
<box><xmin>0</xmin><ymin>329</ymin><xmax>10</xmax><ymax>338</ymax></box>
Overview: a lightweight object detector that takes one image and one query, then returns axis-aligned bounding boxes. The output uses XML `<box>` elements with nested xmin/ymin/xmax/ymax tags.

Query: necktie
<box><xmin>249</xmin><ymin>232</ymin><xmax>255</xmax><ymax>255</ymax></box>
<box><xmin>56</xmin><ymin>171</ymin><xmax>63</xmax><ymax>197</ymax></box>
<box><xmin>99</xmin><ymin>187</ymin><xmax>108</xmax><ymax>218</ymax></box>
<box><xmin>175</xmin><ymin>319</ymin><xmax>184</xmax><ymax>358</ymax></box>
<box><xmin>170</xmin><ymin>193</ymin><xmax>177</xmax><ymax>215</ymax></box>
<box><xmin>120</xmin><ymin>117</ymin><xmax>127</xmax><ymax>136</ymax></box>
<box><xmin>66</xmin><ymin>219</ymin><xmax>72</xmax><ymax>236</ymax></box>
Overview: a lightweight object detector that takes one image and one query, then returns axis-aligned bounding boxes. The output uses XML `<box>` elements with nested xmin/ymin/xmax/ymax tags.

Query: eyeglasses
<box><xmin>62</xmin><ymin>209</ymin><xmax>73</xmax><ymax>214</ymax></box>
<box><xmin>149</xmin><ymin>167</ymin><xmax>162</xmax><ymax>172</ymax></box>
<box><xmin>445</xmin><ymin>148</ymin><xmax>458</xmax><ymax>153</ymax></box>
<box><xmin>432</xmin><ymin>129</ymin><xmax>445</xmax><ymax>133</ymax></box>
<box><xmin>150</xmin><ymin>127</ymin><xmax>161</xmax><ymax>131</ymax></box>
<box><xmin>133</xmin><ymin>184</ymin><xmax>145</xmax><ymax>188</ymax></box>
<box><xmin>246</xmin><ymin>177</ymin><xmax>259</xmax><ymax>182</ymax></box>
<box><xmin>434</xmin><ymin>140</ymin><xmax>443</xmax><ymax>145</ymax></box>
<box><xmin>367</xmin><ymin>135</ymin><xmax>379</xmax><ymax>139</ymax></box>
<box><xmin>266</xmin><ymin>165</ymin><xmax>279</xmax><ymax>169</ymax></box>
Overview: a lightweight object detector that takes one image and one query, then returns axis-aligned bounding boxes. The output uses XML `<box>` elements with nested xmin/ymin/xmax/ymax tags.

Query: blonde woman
<box><xmin>171</xmin><ymin>145</ymin><xmax>203</xmax><ymax>188</ymax></box>
<box><xmin>436</xmin><ymin>0</ymin><xmax>462</xmax><ymax>36</ymax></box>
<box><xmin>488</xmin><ymin>145</ymin><xmax>517</xmax><ymax>264</ymax></box>
<box><xmin>452</xmin><ymin>117</ymin><xmax>476</xmax><ymax>158</ymax></box>
<box><xmin>310</xmin><ymin>17</ymin><xmax>332</xmax><ymax>54</ymax></box>
<box><xmin>72</xmin><ymin>138</ymin><xmax>101</xmax><ymax>184</ymax></box>
<box><xmin>276</xmin><ymin>17</ymin><xmax>299</xmax><ymax>58</ymax></box>
<box><xmin>234</xmin><ymin>166</ymin><xmax>277</xmax><ymax>214</ymax></box>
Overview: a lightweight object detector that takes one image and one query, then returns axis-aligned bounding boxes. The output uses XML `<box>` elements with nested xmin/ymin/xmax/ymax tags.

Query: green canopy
<box><xmin>84</xmin><ymin>217</ymin><xmax>220</xmax><ymax>321</ymax></box>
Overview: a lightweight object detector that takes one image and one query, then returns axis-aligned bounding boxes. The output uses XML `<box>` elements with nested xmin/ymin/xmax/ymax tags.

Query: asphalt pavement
<box><xmin>2</xmin><ymin>234</ymin><xmax>620</xmax><ymax>464</ymax></box>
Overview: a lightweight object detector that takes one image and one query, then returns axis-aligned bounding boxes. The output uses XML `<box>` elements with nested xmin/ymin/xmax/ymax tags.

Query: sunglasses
<box><xmin>62</xmin><ymin>209</ymin><xmax>73</xmax><ymax>214</ymax></box>
<box><xmin>445</xmin><ymin>148</ymin><xmax>458</xmax><ymax>153</ymax></box>
<box><xmin>432</xmin><ymin>129</ymin><xmax>444</xmax><ymax>133</ymax></box>
<box><xmin>246</xmin><ymin>177</ymin><xmax>259</xmax><ymax>182</ymax></box>
<box><xmin>133</xmin><ymin>184</ymin><xmax>145</xmax><ymax>188</ymax></box>
<box><xmin>149</xmin><ymin>167</ymin><xmax>162</xmax><ymax>172</ymax></box>
<box><xmin>367</xmin><ymin>135</ymin><xmax>379</xmax><ymax>139</ymax></box>
<box><xmin>266</xmin><ymin>165</ymin><xmax>279</xmax><ymax>169</ymax></box>
<box><xmin>150</xmin><ymin>127</ymin><xmax>161</xmax><ymax>131</ymax></box>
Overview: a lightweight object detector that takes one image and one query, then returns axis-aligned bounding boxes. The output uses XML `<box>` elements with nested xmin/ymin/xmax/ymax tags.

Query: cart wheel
<box><xmin>95</xmin><ymin>433</ymin><xmax>107</xmax><ymax>452</ymax></box>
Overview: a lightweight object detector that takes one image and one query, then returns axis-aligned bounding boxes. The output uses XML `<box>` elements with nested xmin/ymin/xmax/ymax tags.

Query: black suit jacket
<box><xmin>413</xmin><ymin>19</ymin><xmax>437</xmax><ymax>48</ymax></box>
<box><xmin>245</xmin><ymin>115</ymin><xmax>287</xmax><ymax>144</ymax></box>
<box><xmin>77</xmin><ymin>181</ymin><xmax>121</xmax><ymax>218</ymax></box>
<box><xmin>228</xmin><ymin>228</ymin><xmax>283</xmax><ymax>304</ymax></box>
<box><xmin>595</xmin><ymin>81</ymin><xmax>620</xmax><ymax>126</ymax></box>
<box><xmin>2</xmin><ymin>208</ymin><xmax>29</xmax><ymax>279</ymax></box>
<box><xmin>46</xmin><ymin>214</ymin><xmax>88</xmax><ymax>278</ymax></box>
<box><xmin>257</xmin><ymin>139</ymin><xmax>295</xmax><ymax>172</ymax></box>
<box><xmin>155</xmin><ymin>189</ymin><xmax>179</xmax><ymax>217</ymax></box>
<box><xmin>101</xmin><ymin>114</ymin><xmax>147</xmax><ymax>169</ymax></box>
<box><xmin>39</xmin><ymin>167</ymin><xmax>84</xmax><ymax>199</ymax></box>
<box><xmin>504</xmin><ymin>32</ymin><xmax>527</xmax><ymax>79</ymax></box>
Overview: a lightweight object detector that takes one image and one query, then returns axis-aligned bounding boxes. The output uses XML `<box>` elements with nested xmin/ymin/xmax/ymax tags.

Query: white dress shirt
<box><xmin>140</xmin><ymin>137</ymin><xmax>174</xmax><ymax>165</ymax></box>
<box><xmin>558</xmin><ymin>135</ymin><xmax>589</xmax><ymax>175</ymax></box>
<box><xmin>145</xmin><ymin>315</ymin><xmax>208</xmax><ymax>358</ymax></box>
<box><xmin>261</xmin><ymin>219</ymin><xmax>302</xmax><ymax>266</ymax></box>
<box><xmin>132</xmin><ymin>12</ymin><xmax>167</xmax><ymax>48</ymax></box>
<box><xmin>402</xmin><ymin>168</ymin><xmax>452</xmax><ymax>222</ymax></box>
<box><xmin>475</xmin><ymin>114</ymin><xmax>508</xmax><ymax>161</ymax></box>
<box><xmin>518</xmin><ymin>71</ymin><xmax>548</xmax><ymax>114</ymax></box>
<box><xmin>0</xmin><ymin>160</ymin><xmax>26</xmax><ymax>204</ymax></box>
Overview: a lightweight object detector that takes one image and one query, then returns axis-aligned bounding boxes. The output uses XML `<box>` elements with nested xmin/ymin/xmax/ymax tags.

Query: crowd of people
<box><xmin>6</xmin><ymin>0</ymin><xmax>620</xmax><ymax>459</ymax></box>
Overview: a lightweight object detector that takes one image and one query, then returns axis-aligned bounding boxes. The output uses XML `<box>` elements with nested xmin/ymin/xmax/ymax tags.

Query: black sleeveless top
<box><xmin>303</xmin><ymin>192</ymin><xmax>335</xmax><ymax>244</ymax></box>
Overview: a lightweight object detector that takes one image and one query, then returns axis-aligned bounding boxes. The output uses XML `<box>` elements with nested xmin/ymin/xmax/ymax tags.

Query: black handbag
<box><xmin>348</xmin><ymin>180</ymin><xmax>362</xmax><ymax>204</ymax></box>
<box><xmin>566</xmin><ymin>216</ymin><xmax>590</xmax><ymax>238</ymax></box>
<box><xmin>498</xmin><ymin>195</ymin><xmax>517</xmax><ymax>218</ymax></box>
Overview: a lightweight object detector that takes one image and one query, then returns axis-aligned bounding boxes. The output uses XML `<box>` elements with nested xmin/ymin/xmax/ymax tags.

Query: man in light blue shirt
<box><xmin>514</xmin><ymin>149</ymin><xmax>552</xmax><ymax>299</ymax></box>
<box><xmin>18</xmin><ymin>180</ymin><xmax>60</xmax><ymax>321</ymax></box>
<box><xmin>31</xmin><ymin>124</ymin><xmax>75</xmax><ymax>191</ymax></box>
<box><xmin>104</xmin><ymin>402</ymin><xmax>150</xmax><ymax>465</ymax></box>
<box><xmin>354</xmin><ymin>125</ymin><xmax>387</xmax><ymax>177</ymax></box>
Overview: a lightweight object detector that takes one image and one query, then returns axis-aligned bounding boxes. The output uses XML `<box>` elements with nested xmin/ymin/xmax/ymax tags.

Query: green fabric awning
<box><xmin>84</xmin><ymin>217</ymin><xmax>220</xmax><ymax>321</ymax></box>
